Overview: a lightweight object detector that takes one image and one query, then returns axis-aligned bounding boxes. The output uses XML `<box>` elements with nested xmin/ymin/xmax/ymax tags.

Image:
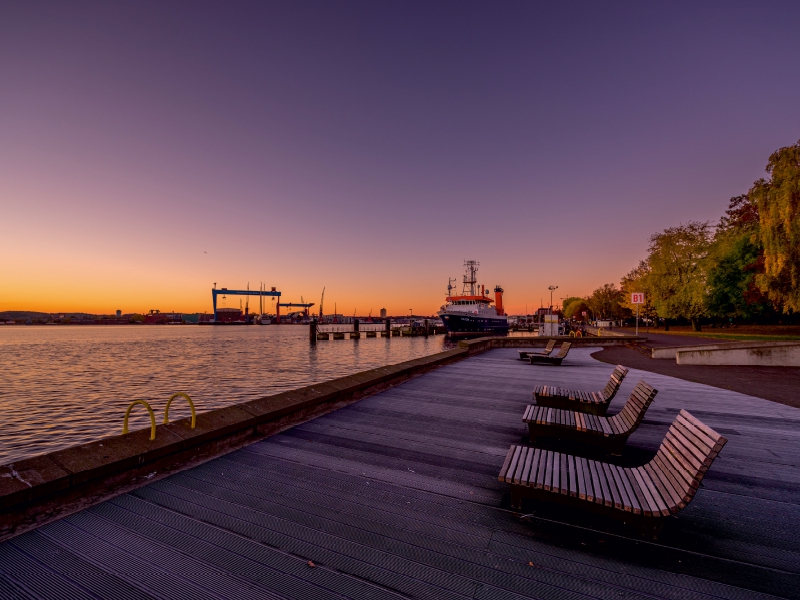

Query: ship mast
<box><xmin>462</xmin><ymin>260</ymin><xmax>479</xmax><ymax>296</ymax></box>
<box><xmin>447</xmin><ymin>278</ymin><xmax>456</xmax><ymax>298</ymax></box>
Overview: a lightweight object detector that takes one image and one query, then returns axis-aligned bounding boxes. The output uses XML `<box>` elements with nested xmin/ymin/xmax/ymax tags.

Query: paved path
<box><xmin>1</xmin><ymin>348</ymin><xmax>797</xmax><ymax>599</ymax></box>
<box><xmin>593</xmin><ymin>345</ymin><xmax>800</xmax><ymax>409</ymax></box>
<box><xmin>610</xmin><ymin>329</ymin><xmax>730</xmax><ymax>347</ymax></box>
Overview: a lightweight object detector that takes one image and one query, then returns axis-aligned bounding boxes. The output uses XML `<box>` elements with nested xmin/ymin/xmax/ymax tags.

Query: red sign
<box><xmin>631</xmin><ymin>293</ymin><xmax>645</xmax><ymax>304</ymax></box>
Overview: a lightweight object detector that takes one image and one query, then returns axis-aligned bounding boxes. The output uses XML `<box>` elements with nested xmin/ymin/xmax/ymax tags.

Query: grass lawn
<box><xmin>617</xmin><ymin>325</ymin><xmax>800</xmax><ymax>342</ymax></box>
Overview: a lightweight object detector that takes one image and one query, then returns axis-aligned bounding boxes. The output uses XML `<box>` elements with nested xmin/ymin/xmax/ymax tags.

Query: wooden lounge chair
<box><xmin>529</xmin><ymin>342</ymin><xmax>571</xmax><ymax>366</ymax></box>
<box><xmin>523</xmin><ymin>380</ymin><xmax>657</xmax><ymax>455</ymax></box>
<box><xmin>521</xmin><ymin>339</ymin><xmax>557</xmax><ymax>359</ymax></box>
<box><xmin>533</xmin><ymin>365</ymin><xmax>629</xmax><ymax>416</ymax></box>
<box><xmin>519</xmin><ymin>339</ymin><xmax>556</xmax><ymax>360</ymax></box>
<box><xmin>499</xmin><ymin>409</ymin><xmax>728</xmax><ymax>538</ymax></box>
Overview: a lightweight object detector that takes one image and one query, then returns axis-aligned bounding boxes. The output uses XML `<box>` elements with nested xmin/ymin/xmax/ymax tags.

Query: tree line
<box><xmin>563</xmin><ymin>139</ymin><xmax>800</xmax><ymax>331</ymax></box>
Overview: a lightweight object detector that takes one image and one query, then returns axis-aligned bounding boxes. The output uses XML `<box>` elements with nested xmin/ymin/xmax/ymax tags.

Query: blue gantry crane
<box><xmin>212</xmin><ymin>284</ymin><xmax>314</xmax><ymax>323</ymax></box>
<box><xmin>212</xmin><ymin>284</ymin><xmax>280</xmax><ymax>322</ymax></box>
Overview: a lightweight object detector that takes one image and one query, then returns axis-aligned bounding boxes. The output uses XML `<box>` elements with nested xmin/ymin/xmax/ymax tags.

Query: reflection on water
<box><xmin>0</xmin><ymin>325</ymin><xmax>453</xmax><ymax>464</ymax></box>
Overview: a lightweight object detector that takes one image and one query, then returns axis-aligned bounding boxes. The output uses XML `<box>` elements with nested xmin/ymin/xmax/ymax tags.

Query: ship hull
<box><xmin>440</xmin><ymin>313</ymin><xmax>509</xmax><ymax>335</ymax></box>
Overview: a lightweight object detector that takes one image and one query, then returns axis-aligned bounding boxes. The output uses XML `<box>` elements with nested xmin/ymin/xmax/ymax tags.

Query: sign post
<box><xmin>631</xmin><ymin>293</ymin><xmax>645</xmax><ymax>335</ymax></box>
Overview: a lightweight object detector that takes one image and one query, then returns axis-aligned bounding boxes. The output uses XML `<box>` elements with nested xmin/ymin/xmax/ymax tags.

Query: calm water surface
<box><xmin>0</xmin><ymin>325</ymin><xmax>451</xmax><ymax>464</ymax></box>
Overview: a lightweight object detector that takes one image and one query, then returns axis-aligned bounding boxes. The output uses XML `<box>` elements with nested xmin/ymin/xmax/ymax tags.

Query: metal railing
<box><xmin>123</xmin><ymin>392</ymin><xmax>197</xmax><ymax>440</ymax></box>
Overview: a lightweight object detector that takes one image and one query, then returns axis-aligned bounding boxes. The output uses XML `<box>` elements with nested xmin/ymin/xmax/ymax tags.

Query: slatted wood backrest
<box><xmin>601</xmin><ymin>365</ymin><xmax>629</xmax><ymax>401</ymax></box>
<box><xmin>651</xmin><ymin>410</ymin><xmax>727</xmax><ymax>508</ymax></box>
<box><xmin>555</xmin><ymin>342</ymin><xmax>572</xmax><ymax>359</ymax></box>
<box><xmin>608</xmin><ymin>380</ymin><xmax>657</xmax><ymax>434</ymax></box>
<box><xmin>544</xmin><ymin>339</ymin><xmax>557</xmax><ymax>353</ymax></box>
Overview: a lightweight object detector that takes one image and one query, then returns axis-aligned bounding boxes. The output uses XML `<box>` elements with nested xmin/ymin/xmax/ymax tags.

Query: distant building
<box><xmin>214</xmin><ymin>308</ymin><xmax>242</xmax><ymax>323</ymax></box>
<box><xmin>380</xmin><ymin>308</ymin><xmax>387</xmax><ymax>318</ymax></box>
<box><xmin>116</xmin><ymin>310</ymin><xmax>122</xmax><ymax>318</ymax></box>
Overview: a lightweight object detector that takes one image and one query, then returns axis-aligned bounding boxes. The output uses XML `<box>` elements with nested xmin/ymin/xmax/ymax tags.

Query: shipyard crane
<box><xmin>319</xmin><ymin>287</ymin><xmax>325</xmax><ymax>321</ymax></box>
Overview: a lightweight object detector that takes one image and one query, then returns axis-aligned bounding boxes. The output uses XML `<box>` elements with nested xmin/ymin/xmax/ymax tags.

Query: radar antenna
<box><xmin>462</xmin><ymin>260</ymin><xmax>479</xmax><ymax>296</ymax></box>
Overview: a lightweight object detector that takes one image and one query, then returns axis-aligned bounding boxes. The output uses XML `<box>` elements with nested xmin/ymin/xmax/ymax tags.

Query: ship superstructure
<box><xmin>438</xmin><ymin>260</ymin><xmax>509</xmax><ymax>335</ymax></box>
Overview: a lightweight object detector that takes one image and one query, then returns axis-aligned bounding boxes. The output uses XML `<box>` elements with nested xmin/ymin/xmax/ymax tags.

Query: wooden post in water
<box><xmin>310</xmin><ymin>318</ymin><xmax>317</xmax><ymax>344</ymax></box>
<box><xmin>351</xmin><ymin>318</ymin><xmax>360</xmax><ymax>339</ymax></box>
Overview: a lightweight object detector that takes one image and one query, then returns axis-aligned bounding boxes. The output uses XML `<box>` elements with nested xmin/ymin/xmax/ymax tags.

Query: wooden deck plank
<box><xmin>1</xmin><ymin>347</ymin><xmax>797</xmax><ymax>600</ymax></box>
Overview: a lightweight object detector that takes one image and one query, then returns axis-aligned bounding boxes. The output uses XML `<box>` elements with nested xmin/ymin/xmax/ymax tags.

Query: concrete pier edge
<box><xmin>0</xmin><ymin>334</ymin><xmax>641</xmax><ymax>541</ymax></box>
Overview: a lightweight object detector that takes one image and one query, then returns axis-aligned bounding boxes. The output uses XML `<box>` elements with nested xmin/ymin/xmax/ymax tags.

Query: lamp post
<box><xmin>548</xmin><ymin>286</ymin><xmax>558</xmax><ymax>315</ymax></box>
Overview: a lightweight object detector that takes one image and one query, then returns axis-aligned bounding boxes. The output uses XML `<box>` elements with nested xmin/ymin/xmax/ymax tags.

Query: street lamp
<box><xmin>548</xmin><ymin>286</ymin><xmax>558</xmax><ymax>315</ymax></box>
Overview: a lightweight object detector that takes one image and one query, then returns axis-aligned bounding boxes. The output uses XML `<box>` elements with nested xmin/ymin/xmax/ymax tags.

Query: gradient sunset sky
<box><xmin>2</xmin><ymin>2</ymin><xmax>799</xmax><ymax>316</ymax></box>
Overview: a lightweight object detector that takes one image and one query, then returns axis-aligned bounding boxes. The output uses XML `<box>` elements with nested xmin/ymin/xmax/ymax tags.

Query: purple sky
<box><xmin>2</xmin><ymin>2</ymin><xmax>799</xmax><ymax>315</ymax></box>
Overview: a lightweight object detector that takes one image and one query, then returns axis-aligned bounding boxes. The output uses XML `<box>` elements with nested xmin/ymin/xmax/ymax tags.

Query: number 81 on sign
<box><xmin>631</xmin><ymin>293</ymin><xmax>645</xmax><ymax>304</ymax></box>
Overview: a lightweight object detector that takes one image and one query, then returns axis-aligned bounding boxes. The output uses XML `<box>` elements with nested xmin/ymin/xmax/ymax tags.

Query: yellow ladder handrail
<box><xmin>598</xmin><ymin>327</ymin><xmax>604</xmax><ymax>336</ymax></box>
<box><xmin>163</xmin><ymin>392</ymin><xmax>196</xmax><ymax>429</ymax></box>
<box><xmin>123</xmin><ymin>400</ymin><xmax>157</xmax><ymax>440</ymax></box>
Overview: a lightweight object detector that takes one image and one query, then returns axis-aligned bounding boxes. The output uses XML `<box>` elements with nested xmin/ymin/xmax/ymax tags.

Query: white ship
<box><xmin>438</xmin><ymin>261</ymin><xmax>508</xmax><ymax>336</ymax></box>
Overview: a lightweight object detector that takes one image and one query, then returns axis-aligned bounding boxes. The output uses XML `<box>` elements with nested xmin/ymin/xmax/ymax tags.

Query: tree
<box><xmin>561</xmin><ymin>296</ymin><xmax>582</xmax><ymax>311</ymax></box>
<box><xmin>707</xmin><ymin>230</ymin><xmax>771</xmax><ymax>319</ymax></box>
<box><xmin>706</xmin><ymin>192</ymin><xmax>771</xmax><ymax>320</ymax></box>
<box><xmin>645</xmin><ymin>221</ymin><xmax>712</xmax><ymax>331</ymax></box>
<box><xmin>750</xmin><ymin>139</ymin><xmax>800</xmax><ymax>312</ymax></box>
<box><xmin>586</xmin><ymin>284</ymin><xmax>624</xmax><ymax>320</ymax></box>
<box><xmin>563</xmin><ymin>298</ymin><xmax>590</xmax><ymax>320</ymax></box>
<box><xmin>718</xmin><ymin>194</ymin><xmax>759</xmax><ymax>232</ymax></box>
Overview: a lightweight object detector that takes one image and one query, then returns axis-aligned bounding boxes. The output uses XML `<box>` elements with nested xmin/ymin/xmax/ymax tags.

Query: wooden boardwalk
<box><xmin>1</xmin><ymin>348</ymin><xmax>797</xmax><ymax>599</ymax></box>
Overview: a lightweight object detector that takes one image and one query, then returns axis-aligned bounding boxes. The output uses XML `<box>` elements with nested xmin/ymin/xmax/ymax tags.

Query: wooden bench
<box><xmin>499</xmin><ymin>409</ymin><xmax>727</xmax><ymax>538</ymax></box>
<box><xmin>523</xmin><ymin>380</ymin><xmax>657</xmax><ymax>455</ymax></box>
<box><xmin>529</xmin><ymin>342</ymin><xmax>571</xmax><ymax>366</ymax></box>
<box><xmin>533</xmin><ymin>365</ymin><xmax>629</xmax><ymax>416</ymax></box>
<box><xmin>519</xmin><ymin>339</ymin><xmax>556</xmax><ymax>360</ymax></box>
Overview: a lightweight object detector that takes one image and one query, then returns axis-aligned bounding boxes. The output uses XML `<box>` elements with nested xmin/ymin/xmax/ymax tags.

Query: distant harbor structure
<box><xmin>380</xmin><ymin>308</ymin><xmax>387</xmax><ymax>318</ymax></box>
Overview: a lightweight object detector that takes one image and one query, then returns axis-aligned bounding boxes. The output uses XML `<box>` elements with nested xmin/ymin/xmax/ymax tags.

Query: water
<box><xmin>0</xmin><ymin>325</ymin><xmax>451</xmax><ymax>464</ymax></box>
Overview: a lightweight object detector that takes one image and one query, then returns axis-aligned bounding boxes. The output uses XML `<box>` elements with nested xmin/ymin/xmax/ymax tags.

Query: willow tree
<box><xmin>750</xmin><ymin>139</ymin><xmax>800</xmax><ymax>312</ymax></box>
<box><xmin>645</xmin><ymin>221</ymin><xmax>712</xmax><ymax>331</ymax></box>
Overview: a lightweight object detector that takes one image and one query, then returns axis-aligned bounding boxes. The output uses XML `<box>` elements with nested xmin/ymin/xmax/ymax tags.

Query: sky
<box><xmin>2</xmin><ymin>1</ymin><xmax>799</xmax><ymax>316</ymax></box>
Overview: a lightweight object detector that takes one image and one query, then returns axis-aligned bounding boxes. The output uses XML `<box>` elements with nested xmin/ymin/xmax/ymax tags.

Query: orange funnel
<box><xmin>494</xmin><ymin>286</ymin><xmax>505</xmax><ymax>316</ymax></box>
